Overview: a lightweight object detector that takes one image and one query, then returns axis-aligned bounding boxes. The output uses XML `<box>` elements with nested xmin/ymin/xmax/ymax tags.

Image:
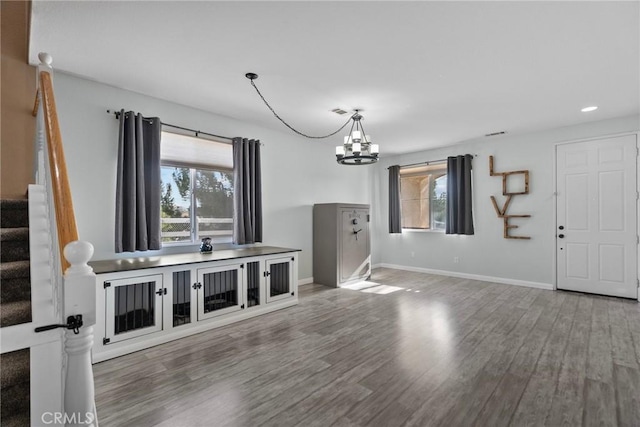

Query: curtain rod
<box><xmin>106</xmin><ymin>109</ymin><xmax>233</xmax><ymax>142</ymax></box>
<box><xmin>388</xmin><ymin>154</ymin><xmax>477</xmax><ymax>170</ymax></box>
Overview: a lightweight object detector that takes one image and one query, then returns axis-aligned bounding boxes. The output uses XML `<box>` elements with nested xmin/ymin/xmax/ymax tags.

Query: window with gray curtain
<box><xmin>446</xmin><ymin>154</ymin><xmax>474</xmax><ymax>235</ymax></box>
<box><xmin>115</xmin><ymin>110</ymin><xmax>162</xmax><ymax>252</ymax></box>
<box><xmin>232</xmin><ymin>137</ymin><xmax>262</xmax><ymax>244</ymax></box>
<box><xmin>388</xmin><ymin>165</ymin><xmax>402</xmax><ymax>233</ymax></box>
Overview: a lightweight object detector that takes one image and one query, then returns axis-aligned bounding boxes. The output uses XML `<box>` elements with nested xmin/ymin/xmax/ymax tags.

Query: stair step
<box><xmin>1</xmin><ymin>200</ymin><xmax>29</xmax><ymax>228</ymax></box>
<box><xmin>0</xmin><ymin>379</ymin><xmax>30</xmax><ymax>422</ymax></box>
<box><xmin>0</xmin><ymin>260</ymin><xmax>30</xmax><ymax>280</ymax></box>
<box><xmin>0</xmin><ymin>349</ymin><xmax>30</xmax><ymax>425</ymax></box>
<box><xmin>1</xmin><ymin>277</ymin><xmax>31</xmax><ymax>304</ymax></box>
<box><xmin>0</xmin><ymin>240</ymin><xmax>30</xmax><ymax>263</ymax></box>
<box><xmin>0</xmin><ymin>412</ymin><xmax>30</xmax><ymax>427</ymax></box>
<box><xmin>0</xmin><ymin>349</ymin><xmax>29</xmax><ymax>388</ymax></box>
<box><xmin>0</xmin><ymin>200</ymin><xmax>28</xmax><ymax>210</ymax></box>
<box><xmin>0</xmin><ymin>227</ymin><xmax>29</xmax><ymax>242</ymax></box>
<box><xmin>0</xmin><ymin>300</ymin><xmax>31</xmax><ymax>327</ymax></box>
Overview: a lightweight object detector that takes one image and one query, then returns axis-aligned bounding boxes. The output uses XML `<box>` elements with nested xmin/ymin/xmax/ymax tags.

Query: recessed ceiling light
<box><xmin>581</xmin><ymin>106</ymin><xmax>598</xmax><ymax>112</ymax></box>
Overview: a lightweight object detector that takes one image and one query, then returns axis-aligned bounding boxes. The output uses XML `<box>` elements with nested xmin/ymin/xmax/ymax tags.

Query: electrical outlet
<box><xmin>454</xmin><ymin>257</ymin><xmax>459</xmax><ymax>263</ymax></box>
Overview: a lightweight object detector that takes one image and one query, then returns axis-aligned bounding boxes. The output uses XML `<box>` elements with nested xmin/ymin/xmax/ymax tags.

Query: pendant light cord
<box><xmin>248</xmin><ymin>76</ymin><xmax>355</xmax><ymax>139</ymax></box>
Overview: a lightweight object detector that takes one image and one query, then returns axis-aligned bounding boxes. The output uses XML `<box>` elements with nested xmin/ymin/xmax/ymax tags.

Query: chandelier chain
<box><xmin>249</xmin><ymin>79</ymin><xmax>354</xmax><ymax>139</ymax></box>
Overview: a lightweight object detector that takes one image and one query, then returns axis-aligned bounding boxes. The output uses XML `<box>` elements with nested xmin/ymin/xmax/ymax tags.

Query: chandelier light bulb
<box><xmin>352</xmin><ymin>130</ymin><xmax>362</xmax><ymax>141</ymax></box>
<box><xmin>352</xmin><ymin>142</ymin><xmax>362</xmax><ymax>154</ymax></box>
<box><xmin>370</xmin><ymin>144</ymin><xmax>379</xmax><ymax>154</ymax></box>
<box><xmin>336</xmin><ymin>146</ymin><xmax>345</xmax><ymax>157</ymax></box>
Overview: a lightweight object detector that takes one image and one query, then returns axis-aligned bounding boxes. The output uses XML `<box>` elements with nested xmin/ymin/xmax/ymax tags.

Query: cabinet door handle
<box><xmin>155</xmin><ymin>288</ymin><xmax>167</xmax><ymax>296</ymax></box>
<box><xmin>192</xmin><ymin>283</ymin><xmax>202</xmax><ymax>289</ymax></box>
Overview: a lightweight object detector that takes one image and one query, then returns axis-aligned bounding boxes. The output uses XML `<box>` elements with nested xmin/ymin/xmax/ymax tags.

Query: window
<box><xmin>160</xmin><ymin>131</ymin><xmax>234</xmax><ymax>244</ymax></box>
<box><xmin>400</xmin><ymin>163</ymin><xmax>447</xmax><ymax>230</ymax></box>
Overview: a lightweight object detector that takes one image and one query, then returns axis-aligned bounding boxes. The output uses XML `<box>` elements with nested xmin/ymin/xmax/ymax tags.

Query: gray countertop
<box><xmin>89</xmin><ymin>246</ymin><xmax>301</xmax><ymax>275</ymax></box>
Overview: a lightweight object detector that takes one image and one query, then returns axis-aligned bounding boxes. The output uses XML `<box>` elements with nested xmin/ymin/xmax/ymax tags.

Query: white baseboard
<box><xmin>298</xmin><ymin>277</ymin><xmax>314</xmax><ymax>286</ymax></box>
<box><xmin>375</xmin><ymin>263</ymin><xmax>554</xmax><ymax>291</ymax></box>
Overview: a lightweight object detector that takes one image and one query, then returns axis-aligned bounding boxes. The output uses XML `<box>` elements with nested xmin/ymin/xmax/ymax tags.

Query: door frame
<box><xmin>553</xmin><ymin>131</ymin><xmax>639</xmax><ymax>300</ymax></box>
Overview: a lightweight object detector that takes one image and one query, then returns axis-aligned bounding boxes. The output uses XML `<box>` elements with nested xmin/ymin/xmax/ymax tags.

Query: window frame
<box><xmin>160</xmin><ymin>130</ymin><xmax>234</xmax><ymax>246</ymax></box>
<box><xmin>399</xmin><ymin>162</ymin><xmax>447</xmax><ymax>232</ymax></box>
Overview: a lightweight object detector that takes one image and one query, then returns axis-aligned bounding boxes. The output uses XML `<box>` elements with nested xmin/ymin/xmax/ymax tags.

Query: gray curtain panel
<box><xmin>388</xmin><ymin>165</ymin><xmax>402</xmax><ymax>233</ymax></box>
<box><xmin>233</xmin><ymin>137</ymin><xmax>263</xmax><ymax>244</ymax></box>
<box><xmin>115</xmin><ymin>110</ymin><xmax>162</xmax><ymax>252</ymax></box>
<box><xmin>446</xmin><ymin>154</ymin><xmax>475</xmax><ymax>235</ymax></box>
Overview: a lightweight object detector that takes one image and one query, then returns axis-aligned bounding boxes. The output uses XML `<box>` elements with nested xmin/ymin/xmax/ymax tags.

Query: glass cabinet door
<box><xmin>265</xmin><ymin>257</ymin><xmax>294</xmax><ymax>303</ymax></box>
<box><xmin>197</xmin><ymin>264</ymin><xmax>243</xmax><ymax>320</ymax></box>
<box><xmin>104</xmin><ymin>274</ymin><xmax>164</xmax><ymax>344</ymax></box>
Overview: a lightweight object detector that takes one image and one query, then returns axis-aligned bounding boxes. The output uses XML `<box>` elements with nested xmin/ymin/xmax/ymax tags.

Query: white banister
<box><xmin>63</xmin><ymin>241</ymin><xmax>97</xmax><ymax>427</ymax></box>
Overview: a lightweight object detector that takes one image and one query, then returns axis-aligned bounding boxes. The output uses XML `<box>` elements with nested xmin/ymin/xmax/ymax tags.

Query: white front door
<box><xmin>556</xmin><ymin>134</ymin><xmax>638</xmax><ymax>298</ymax></box>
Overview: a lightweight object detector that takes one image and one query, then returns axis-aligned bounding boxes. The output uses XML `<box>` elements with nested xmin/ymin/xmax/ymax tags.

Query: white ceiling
<box><xmin>30</xmin><ymin>1</ymin><xmax>639</xmax><ymax>155</ymax></box>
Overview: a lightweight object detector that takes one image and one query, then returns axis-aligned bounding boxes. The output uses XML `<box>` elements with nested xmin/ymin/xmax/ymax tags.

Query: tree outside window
<box><xmin>160</xmin><ymin>166</ymin><xmax>234</xmax><ymax>243</ymax></box>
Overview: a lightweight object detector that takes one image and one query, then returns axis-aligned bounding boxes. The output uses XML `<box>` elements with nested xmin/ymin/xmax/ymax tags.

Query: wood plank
<box><xmin>544</xmin><ymin>296</ymin><xmax>593</xmax><ymax>426</ymax></box>
<box><xmin>612</xmin><ymin>364</ymin><xmax>640</xmax><ymax>426</ymax></box>
<box><xmin>583</xmin><ymin>379</ymin><xmax>617</xmax><ymax>427</ymax></box>
<box><xmin>586</xmin><ymin>298</ymin><xmax>614</xmax><ymax>383</ymax></box>
<box><xmin>510</xmin><ymin>293</ymin><xmax>579</xmax><ymax>426</ymax></box>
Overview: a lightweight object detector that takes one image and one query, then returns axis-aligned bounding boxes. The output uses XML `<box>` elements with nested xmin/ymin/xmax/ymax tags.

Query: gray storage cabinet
<box><xmin>313</xmin><ymin>203</ymin><xmax>371</xmax><ymax>287</ymax></box>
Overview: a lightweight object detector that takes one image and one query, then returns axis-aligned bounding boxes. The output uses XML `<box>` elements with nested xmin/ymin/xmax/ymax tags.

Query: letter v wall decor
<box><xmin>489</xmin><ymin>156</ymin><xmax>531</xmax><ymax>239</ymax></box>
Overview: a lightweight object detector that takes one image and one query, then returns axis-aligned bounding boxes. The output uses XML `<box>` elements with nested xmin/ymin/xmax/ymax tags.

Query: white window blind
<box><xmin>160</xmin><ymin>131</ymin><xmax>233</xmax><ymax>171</ymax></box>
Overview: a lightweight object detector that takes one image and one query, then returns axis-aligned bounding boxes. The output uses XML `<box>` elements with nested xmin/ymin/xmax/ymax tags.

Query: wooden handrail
<box><xmin>39</xmin><ymin>71</ymin><xmax>78</xmax><ymax>271</ymax></box>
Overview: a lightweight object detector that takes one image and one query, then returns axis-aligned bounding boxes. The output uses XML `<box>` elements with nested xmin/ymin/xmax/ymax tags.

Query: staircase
<box><xmin>1</xmin><ymin>199</ymin><xmax>31</xmax><ymax>426</ymax></box>
<box><xmin>0</xmin><ymin>54</ymin><xmax>99</xmax><ymax>427</ymax></box>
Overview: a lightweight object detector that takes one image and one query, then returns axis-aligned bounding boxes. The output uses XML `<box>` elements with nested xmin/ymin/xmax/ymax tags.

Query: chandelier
<box><xmin>335</xmin><ymin>111</ymin><xmax>379</xmax><ymax>165</ymax></box>
<box><xmin>246</xmin><ymin>73</ymin><xmax>380</xmax><ymax>165</ymax></box>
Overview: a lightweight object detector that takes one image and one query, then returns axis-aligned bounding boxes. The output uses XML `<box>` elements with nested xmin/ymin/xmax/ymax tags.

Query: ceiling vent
<box><xmin>331</xmin><ymin>108</ymin><xmax>348</xmax><ymax>115</ymax></box>
<box><xmin>485</xmin><ymin>131</ymin><xmax>506</xmax><ymax>137</ymax></box>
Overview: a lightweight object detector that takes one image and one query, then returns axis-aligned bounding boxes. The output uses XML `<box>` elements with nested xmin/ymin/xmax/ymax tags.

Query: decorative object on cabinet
<box><xmin>200</xmin><ymin>237</ymin><xmax>213</xmax><ymax>253</ymax></box>
<box><xmin>313</xmin><ymin>204</ymin><xmax>371</xmax><ymax>287</ymax></box>
<box><xmin>489</xmin><ymin>156</ymin><xmax>531</xmax><ymax>239</ymax></box>
<box><xmin>89</xmin><ymin>246</ymin><xmax>299</xmax><ymax>362</ymax></box>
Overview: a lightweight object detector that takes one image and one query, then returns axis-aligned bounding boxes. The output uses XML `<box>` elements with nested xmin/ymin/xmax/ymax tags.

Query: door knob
<box><xmin>558</xmin><ymin>234</ymin><xmax>565</xmax><ymax>239</ymax></box>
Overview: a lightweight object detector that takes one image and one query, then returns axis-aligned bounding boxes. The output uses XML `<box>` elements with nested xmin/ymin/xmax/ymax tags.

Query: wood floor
<box><xmin>94</xmin><ymin>268</ymin><xmax>640</xmax><ymax>426</ymax></box>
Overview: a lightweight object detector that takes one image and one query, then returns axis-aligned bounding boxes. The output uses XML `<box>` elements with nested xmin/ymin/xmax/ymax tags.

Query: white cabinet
<box><xmin>104</xmin><ymin>274</ymin><xmax>164</xmax><ymax>345</ymax></box>
<box><xmin>197</xmin><ymin>263</ymin><xmax>244</xmax><ymax>320</ymax></box>
<box><xmin>92</xmin><ymin>247</ymin><xmax>299</xmax><ymax>362</ymax></box>
<box><xmin>265</xmin><ymin>256</ymin><xmax>295</xmax><ymax>303</ymax></box>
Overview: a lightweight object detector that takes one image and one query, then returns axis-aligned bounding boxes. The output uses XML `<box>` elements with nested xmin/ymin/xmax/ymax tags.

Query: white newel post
<box><xmin>63</xmin><ymin>241</ymin><xmax>98</xmax><ymax>427</ymax></box>
<box><xmin>35</xmin><ymin>52</ymin><xmax>52</xmax><ymax>185</ymax></box>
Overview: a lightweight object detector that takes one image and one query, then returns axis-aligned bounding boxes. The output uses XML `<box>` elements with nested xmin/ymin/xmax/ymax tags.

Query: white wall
<box><xmin>371</xmin><ymin>115</ymin><xmax>638</xmax><ymax>288</ymax></box>
<box><xmin>53</xmin><ymin>72</ymin><xmax>371</xmax><ymax>280</ymax></box>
